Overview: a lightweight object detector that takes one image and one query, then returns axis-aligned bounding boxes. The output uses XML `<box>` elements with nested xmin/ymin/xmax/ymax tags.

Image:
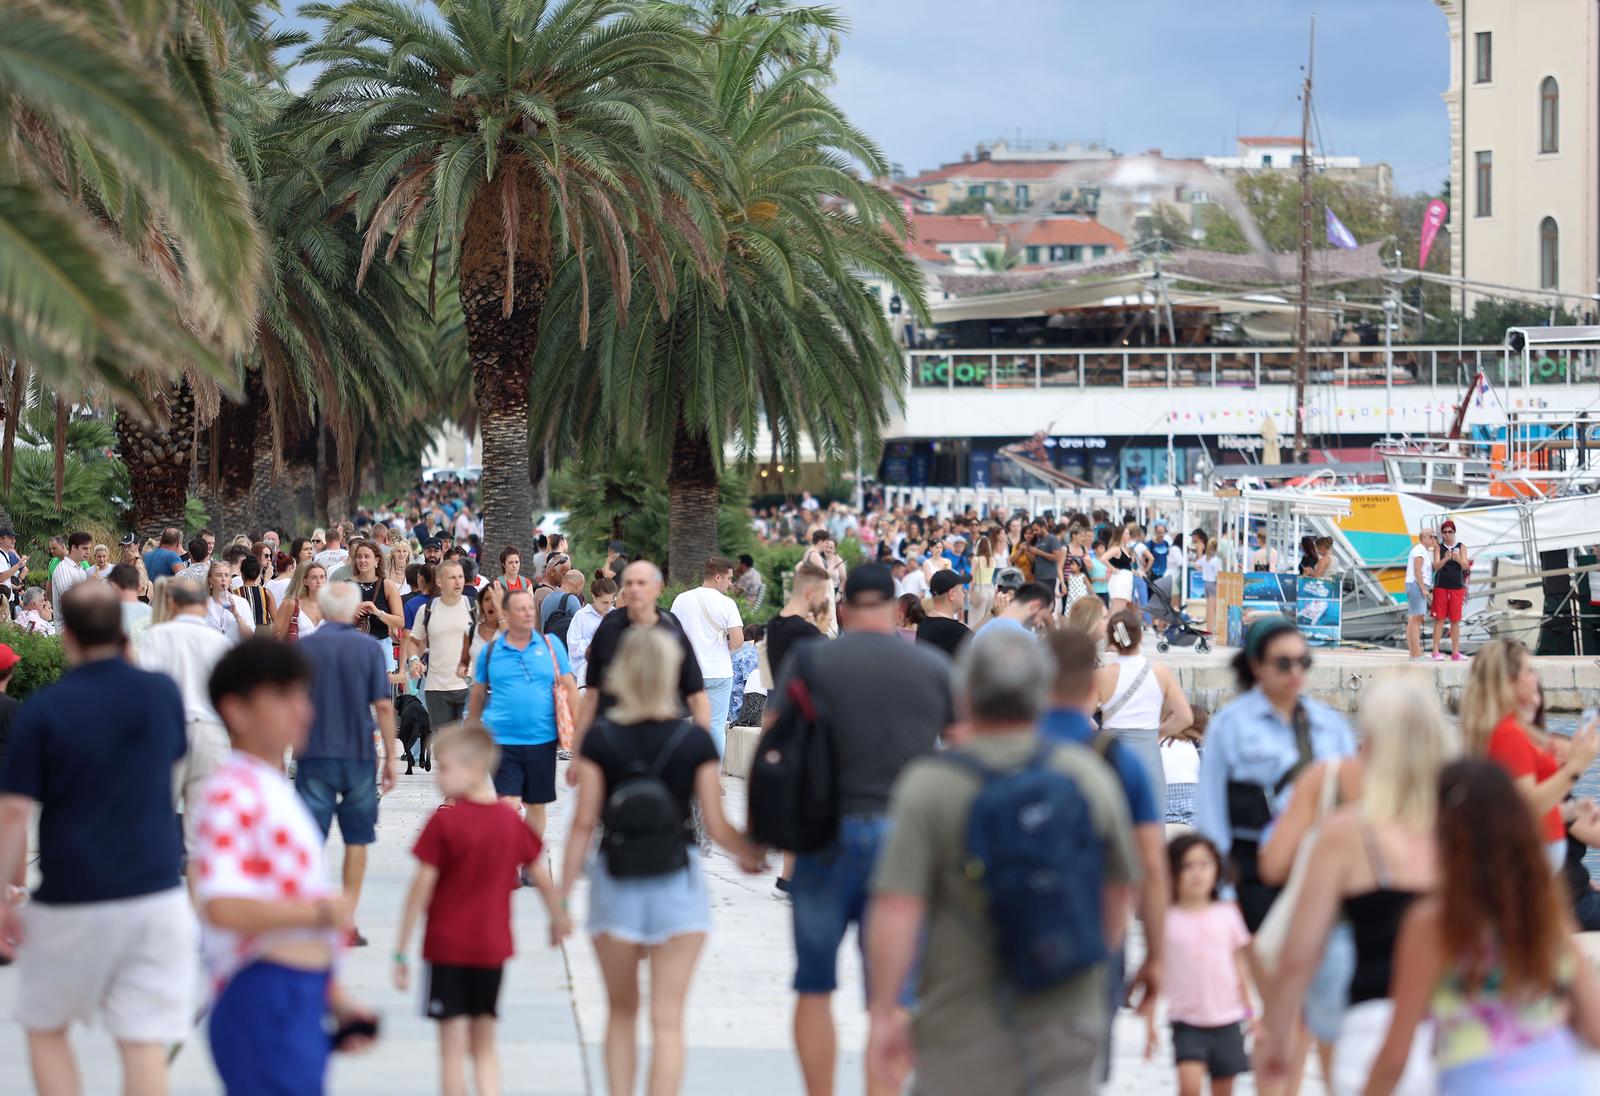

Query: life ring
<box><xmin>1535</xmin><ymin>355</ymin><xmax>1560</xmax><ymax>380</ymax></box>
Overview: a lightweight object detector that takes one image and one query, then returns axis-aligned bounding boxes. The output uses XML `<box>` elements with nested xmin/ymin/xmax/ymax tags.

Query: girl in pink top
<box><xmin>1157</xmin><ymin>832</ymin><xmax>1256</xmax><ymax>1096</ymax></box>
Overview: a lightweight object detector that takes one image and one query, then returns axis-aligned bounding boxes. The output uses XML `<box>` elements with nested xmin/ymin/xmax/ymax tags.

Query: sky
<box><xmin>277</xmin><ymin>0</ymin><xmax>1453</xmax><ymax>195</ymax></box>
<box><xmin>825</xmin><ymin>0</ymin><xmax>1452</xmax><ymax>193</ymax></box>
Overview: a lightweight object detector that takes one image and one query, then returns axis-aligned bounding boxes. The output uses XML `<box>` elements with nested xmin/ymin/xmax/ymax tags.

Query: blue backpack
<box><xmin>941</xmin><ymin>741</ymin><xmax>1107</xmax><ymax>994</ymax></box>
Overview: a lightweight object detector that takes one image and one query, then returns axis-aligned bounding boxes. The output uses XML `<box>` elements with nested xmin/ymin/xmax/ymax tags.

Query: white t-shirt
<box><xmin>50</xmin><ymin>557</ymin><xmax>89</xmax><ymax>617</ymax></box>
<box><xmin>1201</xmin><ymin>554</ymin><xmax>1222</xmax><ymax>583</ymax></box>
<box><xmin>897</xmin><ymin>570</ymin><xmax>930</xmax><ymax>600</ymax></box>
<box><xmin>312</xmin><ymin>548</ymin><xmax>348</xmax><ymax>573</ymax></box>
<box><xmin>670</xmin><ymin>586</ymin><xmax>742</xmax><ymax>679</ymax></box>
<box><xmin>265</xmin><ymin>575</ymin><xmax>293</xmax><ymax>605</ymax></box>
<box><xmin>419</xmin><ymin>596</ymin><xmax>474</xmax><ymax>692</ymax></box>
<box><xmin>1161</xmin><ymin>738</ymin><xmax>1201</xmax><ymax>786</ymax></box>
<box><xmin>1407</xmin><ymin>542</ymin><xmax>1433</xmax><ymax>588</ymax></box>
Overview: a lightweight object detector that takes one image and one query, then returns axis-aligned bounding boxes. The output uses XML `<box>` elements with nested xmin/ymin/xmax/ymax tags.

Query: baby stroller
<box><xmin>1144</xmin><ymin>577</ymin><xmax>1212</xmax><ymax>654</ymax></box>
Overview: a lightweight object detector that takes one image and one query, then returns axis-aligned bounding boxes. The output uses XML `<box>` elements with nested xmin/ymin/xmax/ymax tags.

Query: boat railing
<box><xmin>905</xmin><ymin>344</ymin><xmax>1599</xmax><ymax>391</ymax></box>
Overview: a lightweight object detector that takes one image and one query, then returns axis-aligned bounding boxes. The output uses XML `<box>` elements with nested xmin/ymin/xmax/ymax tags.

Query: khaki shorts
<box><xmin>15</xmin><ymin>887</ymin><xmax>198</xmax><ymax>1042</ymax></box>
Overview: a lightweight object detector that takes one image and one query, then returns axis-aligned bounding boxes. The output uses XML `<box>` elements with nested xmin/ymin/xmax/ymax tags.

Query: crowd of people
<box><xmin>0</xmin><ymin>481</ymin><xmax>1596</xmax><ymax>1096</ymax></box>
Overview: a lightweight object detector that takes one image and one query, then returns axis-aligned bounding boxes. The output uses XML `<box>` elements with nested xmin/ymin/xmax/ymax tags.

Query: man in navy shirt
<box><xmin>0</xmin><ymin>583</ymin><xmax>196</xmax><ymax>1095</ymax></box>
<box><xmin>295</xmin><ymin>581</ymin><xmax>397</xmax><ymax>946</ymax></box>
<box><xmin>1041</xmin><ymin>628</ymin><xmax>1169</xmax><ymax>1078</ymax></box>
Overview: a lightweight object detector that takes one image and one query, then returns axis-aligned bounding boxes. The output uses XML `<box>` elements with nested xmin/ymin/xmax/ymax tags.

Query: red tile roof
<box><xmin>909</xmin><ymin>214</ymin><xmax>1127</xmax><ymax>254</ymax></box>
<box><xmin>907</xmin><ymin>239</ymin><xmax>954</xmax><ymax>263</ymax></box>
<box><xmin>903</xmin><ymin>159</ymin><xmax>1075</xmax><ymax>185</ymax></box>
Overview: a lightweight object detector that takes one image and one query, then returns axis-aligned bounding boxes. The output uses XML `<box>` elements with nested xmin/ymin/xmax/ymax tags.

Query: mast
<box><xmin>1292</xmin><ymin>16</ymin><xmax>1316</xmax><ymax>463</ymax></box>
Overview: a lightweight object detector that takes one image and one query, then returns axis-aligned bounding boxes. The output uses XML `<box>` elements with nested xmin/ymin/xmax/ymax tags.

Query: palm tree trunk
<box><xmin>666</xmin><ymin>415</ymin><xmax>720</xmax><ymax>587</ymax></box>
<box><xmin>459</xmin><ymin>161</ymin><xmax>552</xmax><ymax>578</ymax></box>
<box><xmin>197</xmin><ymin>371</ymin><xmax>262</xmax><ymax>537</ymax></box>
<box><xmin>2</xmin><ymin>360</ymin><xmax>24</xmax><ymax>494</ymax></box>
<box><xmin>250</xmin><ymin>405</ymin><xmax>316</xmax><ymax>537</ymax></box>
<box><xmin>117</xmin><ymin>382</ymin><xmax>196</xmax><ymax>540</ymax></box>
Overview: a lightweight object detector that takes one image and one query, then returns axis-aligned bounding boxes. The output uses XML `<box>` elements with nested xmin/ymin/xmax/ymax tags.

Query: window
<box><xmin>1475</xmin><ymin>31</ymin><xmax>1492</xmax><ymax>83</ymax></box>
<box><xmin>1540</xmin><ymin>76</ymin><xmax>1559</xmax><ymax>153</ymax></box>
<box><xmin>1474</xmin><ymin>151</ymin><xmax>1493</xmax><ymax>216</ymax></box>
<box><xmin>1261</xmin><ymin>154</ymin><xmax>1274</xmax><ymax>167</ymax></box>
<box><xmin>1066</xmin><ymin>245</ymin><xmax>1083</xmax><ymax>262</ymax></box>
<box><xmin>1540</xmin><ymin>217</ymin><xmax>1559</xmax><ymax>288</ymax></box>
<box><xmin>1015</xmin><ymin>184</ymin><xmax>1030</xmax><ymax>207</ymax></box>
<box><xmin>1025</xmin><ymin>246</ymin><xmax>1041</xmax><ymax>264</ymax></box>
<box><xmin>966</xmin><ymin>184</ymin><xmax>986</xmax><ymax>198</ymax></box>
<box><xmin>1291</xmin><ymin>154</ymin><xmax>1303</xmax><ymax>167</ymax></box>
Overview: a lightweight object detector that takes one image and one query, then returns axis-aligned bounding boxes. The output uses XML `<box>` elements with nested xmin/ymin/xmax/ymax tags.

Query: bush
<box><xmin>0</xmin><ymin>624</ymin><xmax>68</xmax><ymax>700</ymax></box>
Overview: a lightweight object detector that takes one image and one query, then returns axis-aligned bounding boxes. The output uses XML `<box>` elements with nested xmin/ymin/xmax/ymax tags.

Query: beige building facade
<box><xmin>1436</xmin><ymin>0</ymin><xmax>1600</xmax><ymax>313</ymax></box>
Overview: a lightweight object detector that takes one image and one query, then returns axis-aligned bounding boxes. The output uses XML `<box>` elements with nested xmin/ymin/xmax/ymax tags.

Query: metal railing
<box><xmin>905</xmin><ymin>345</ymin><xmax>1600</xmax><ymax>391</ymax></box>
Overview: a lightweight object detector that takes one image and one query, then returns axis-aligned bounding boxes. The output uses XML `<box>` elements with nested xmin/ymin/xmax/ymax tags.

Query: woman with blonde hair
<box><xmin>559</xmin><ymin>629</ymin><xmax>761</xmax><ymax>1096</ymax></box>
<box><xmin>1462</xmin><ymin>639</ymin><xmax>1600</xmax><ymax>870</ymax></box>
<box><xmin>148</xmin><ymin>577</ymin><xmax>176</xmax><ymax>626</ymax></box>
<box><xmin>90</xmin><ymin>543</ymin><xmax>114</xmax><ymax>579</ymax></box>
<box><xmin>120</xmin><ymin>543</ymin><xmax>151</xmax><ymax>600</ymax></box>
<box><xmin>385</xmin><ymin>540</ymin><xmax>413</xmax><ymax>594</ymax></box>
<box><xmin>1064</xmin><ymin>594</ymin><xmax>1108</xmax><ymax>648</ymax></box>
<box><xmin>1258</xmin><ymin>677</ymin><xmax>1461</xmax><ymax>1095</ymax></box>
<box><xmin>969</xmin><ymin>532</ymin><xmax>997</xmax><ymax>624</ymax></box>
<box><xmin>271</xmin><ymin>560</ymin><xmax>327</xmax><ymax>642</ymax></box>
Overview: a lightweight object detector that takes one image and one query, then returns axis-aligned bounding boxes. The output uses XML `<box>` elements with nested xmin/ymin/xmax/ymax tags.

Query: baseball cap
<box><xmin>994</xmin><ymin>566</ymin><xmax>1025</xmax><ymax>591</ymax></box>
<box><xmin>422</xmin><ymin>537</ymin><xmax>443</xmax><ymax>550</ymax></box>
<box><xmin>119</xmin><ymin>532</ymin><xmax>137</xmax><ymax>546</ymax></box>
<box><xmin>842</xmin><ymin>562</ymin><xmax>896</xmax><ymax>605</ymax></box>
<box><xmin>0</xmin><ymin>528</ymin><xmax>16</xmax><ymax>539</ymax></box>
<box><xmin>0</xmin><ymin>644</ymin><xmax>20</xmax><ymax>673</ymax></box>
<box><xmin>930</xmin><ymin>570</ymin><xmax>971</xmax><ymax>596</ymax></box>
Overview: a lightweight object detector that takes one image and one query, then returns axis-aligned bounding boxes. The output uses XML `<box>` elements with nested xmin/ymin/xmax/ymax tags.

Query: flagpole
<box><xmin>1292</xmin><ymin>16</ymin><xmax>1316</xmax><ymax>464</ymax></box>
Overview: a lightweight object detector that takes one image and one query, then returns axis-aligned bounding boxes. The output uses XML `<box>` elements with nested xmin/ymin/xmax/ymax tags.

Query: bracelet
<box><xmin>392</xmin><ymin>951</ymin><xmax>408</xmax><ymax>965</ymax></box>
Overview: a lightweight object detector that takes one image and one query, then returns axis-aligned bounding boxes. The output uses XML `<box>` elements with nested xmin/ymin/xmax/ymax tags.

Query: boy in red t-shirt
<box><xmin>394</xmin><ymin>722</ymin><xmax>569</xmax><ymax>1094</ymax></box>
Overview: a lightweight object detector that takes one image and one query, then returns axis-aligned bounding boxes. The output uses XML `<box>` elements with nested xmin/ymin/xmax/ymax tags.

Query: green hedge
<box><xmin>0</xmin><ymin>624</ymin><xmax>68</xmax><ymax>700</ymax></box>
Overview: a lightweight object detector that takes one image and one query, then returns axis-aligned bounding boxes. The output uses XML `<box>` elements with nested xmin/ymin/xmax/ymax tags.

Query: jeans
<box><xmin>703</xmin><ymin>676</ymin><xmax>733</xmax><ymax>757</ymax></box>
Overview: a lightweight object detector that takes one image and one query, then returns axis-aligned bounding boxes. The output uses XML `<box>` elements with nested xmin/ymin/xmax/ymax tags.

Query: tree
<box><xmin>942</xmin><ymin>194</ymin><xmax>1014</xmax><ymax>216</ymax></box>
<box><xmin>297</xmin><ymin>0</ymin><xmax>723</xmax><ymax>573</ymax></box>
<box><xmin>528</xmin><ymin>2</ymin><xmax>926</xmax><ymax>583</ymax></box>
<box><xmin>975</xmin><ymin>246</ymin><xmax>1021</xmax><ymax>273</ymax></box>
<box><xmin>1134</xmin><ymin>204</ymin><xmax>1195</xmax><ymax>253</ymax></box>
<box><xmin>0</xmin><ymin>0</ymin><xmax>263</xmax><ymax>392</ymax></box>
<box><xmin>1200</xmin><ymin>173</ymin><xmax>1393</xmax><ymax>255</ymax></box>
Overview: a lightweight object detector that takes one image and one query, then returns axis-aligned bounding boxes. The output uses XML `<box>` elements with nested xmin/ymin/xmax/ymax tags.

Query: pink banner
<box><xmin>1419</xmin><ymin>199</ymin><xmax>1448</xmax><ymax>269</ymax></box>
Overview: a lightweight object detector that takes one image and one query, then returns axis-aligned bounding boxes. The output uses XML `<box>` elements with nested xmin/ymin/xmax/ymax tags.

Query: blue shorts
<box><xmin>493</xmin><ymin>742</ymin><xmax>557</xmax><ymax>805</ymax></box>
<box><xmin>294</xmin><ymin>758</ymin><xmax>378</xmax><ymax>845</ymax></box>
<box><xmin>790</xmin><ymin>814</ymin><xmax>915</xmax><ymax>1004</ymax></box>
<box><xmin>210</xmin><ymin>961</ymin><xmax>331</xmax><ymax>1095</ymax></box>
<box><xmin>587</xmin><ymin>848</ymin><xmax>711</xmax><ymax>945</ymax></box>
<box><xmin>1405</xmin><ymin>583</ymin><xmax>1428</xmax><ymax>618</ymax></box>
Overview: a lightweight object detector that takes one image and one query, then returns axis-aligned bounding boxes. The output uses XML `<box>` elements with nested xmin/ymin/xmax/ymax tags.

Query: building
<box><xmin>1435</xmin><ymin>1</ymin><xmax>1599</xmax><ymax>310</ymax></box>
<box><xmin>908</xmin><ymin>213</ymin><xmax>1125</xmax><ymax>271</ymax></box>
<box><xmin>900</xmin><ymin>138</ymin><xmax>1113</xmax><ymax>214</ymax></box>
<box><xmin>1204</xmin><ymin>137</ymin><xmax>1394</xmax><ymax>194</ymax></box>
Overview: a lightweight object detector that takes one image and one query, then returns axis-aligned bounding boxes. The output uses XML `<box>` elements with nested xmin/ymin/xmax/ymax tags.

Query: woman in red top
<box><xmin>1462</xmin><ymin>640</ymin><xmax>1599</xmax><ymax>869</ymax></box>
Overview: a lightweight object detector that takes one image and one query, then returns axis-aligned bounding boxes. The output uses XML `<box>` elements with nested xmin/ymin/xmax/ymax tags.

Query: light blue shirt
<box><xmin>1195</xmin><ymin>687</ymin><xmax>1356</xmax><ymax>860</ymax></box>
<box><xmin>976</xmin><ymin>616</ymin><xmax>1030</xmax><ymax>640</ymax></box>
<box><xmin>473</xmin><ymin>632</ymin><xmax>572</xmax><ymax>746</ymax></box>
<box><xmin>567</xmin><ymin>604</ymin><xmax>607</xmax><ymax>688</ymax></box>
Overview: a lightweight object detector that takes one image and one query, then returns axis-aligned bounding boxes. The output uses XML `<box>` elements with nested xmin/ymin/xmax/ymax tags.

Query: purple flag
<box><xmin>1324</xmin><ymin>206</ymin><xmax>1358</xmax><ymax>249</ymax></box>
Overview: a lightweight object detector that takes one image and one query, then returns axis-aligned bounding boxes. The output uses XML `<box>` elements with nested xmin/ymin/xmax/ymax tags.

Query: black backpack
<box><xmin>598</xmin><ymin>719</ymin><xmax>697</xmax><ymax>878</ymax></box>
<box><xmin>746</xmin><ymin>644</ymin><xmax>837</xmax><ymax>853</ymax></box>
<box><xmin>542</xmin><ymin>592</ymin><xmax>579</xmax><ymax>644</ymax></box>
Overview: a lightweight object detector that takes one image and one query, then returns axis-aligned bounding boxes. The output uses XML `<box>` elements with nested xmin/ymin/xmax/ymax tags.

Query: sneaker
<box><xmin>557</xmin><ymin>748</ymin><xmax>573</xmax><ymax>762</ymax></box>
<box><xmin>1432</xmin><ymin>653</ymin><xmax>1444</xmax><ymax>662</ymax></box>
<box><xmin>772</xmin><ymin>877</ymin><xmax>792</xmax><ymax>903</ymax></box>
<box><xmin>346</xmin><ymin>928</ymin><xmax>368</xmax><ymax>948</ymax></box>
<box><xmin>1451</xmin><ymin>652</ymin><xmax>1464</xmax><ymax>662</ymax></box>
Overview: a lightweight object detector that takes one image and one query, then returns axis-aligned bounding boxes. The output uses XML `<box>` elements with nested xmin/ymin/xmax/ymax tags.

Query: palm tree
<box><xmin>530</xmin><ymin>2</ymin><xmax>925</xmax><ymax>582</ymax></box>
<box><xmin>296</xmin><ymin>0</ymin><xmax>725</xmax><ymax>570</ymax></box>
<box><xmin>0</xmin><ymin>0</ymin><xmax>264</xmax><ymax>391</ymax></box>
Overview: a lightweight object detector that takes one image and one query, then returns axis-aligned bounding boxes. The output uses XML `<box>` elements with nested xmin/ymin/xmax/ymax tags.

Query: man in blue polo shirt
<box><xmin>1041</xmin><ymin>628</ymin><xmax>1169</xmax><ymax>1081</ymax></box>
<box><xmin>295</xmin><ymin>581</ymin><xmax>397</xmax><ymax>947</ymax></box>
<box><xmin>467</xmin><ymin>586</ymin><xmax>577</xmax><ymax>841</ymax></box>
<box><xmin>0</xmin><ymin>583</ymin><xmax>195</xmax><ymax>1095</ymax></box>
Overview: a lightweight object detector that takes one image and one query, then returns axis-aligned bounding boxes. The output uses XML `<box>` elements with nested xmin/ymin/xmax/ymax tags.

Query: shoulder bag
<box><xmin>1252</xmin><ymin>757</ymin><xmax>1341</xmax><ymax>977</ymax></box>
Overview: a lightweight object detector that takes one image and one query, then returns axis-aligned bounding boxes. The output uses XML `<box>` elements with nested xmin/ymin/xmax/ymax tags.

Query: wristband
<box><xmin>392</xmin><ymin>951</ymin><xmax>408</xmax><ymax>965</ymax></box>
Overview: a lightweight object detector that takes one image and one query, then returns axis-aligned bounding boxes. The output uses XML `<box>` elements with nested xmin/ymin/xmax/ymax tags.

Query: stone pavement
<box><xmin>0</xmin><ymin>762</ymin><xmax>1323</xmax><ymax>1095</ymax></box>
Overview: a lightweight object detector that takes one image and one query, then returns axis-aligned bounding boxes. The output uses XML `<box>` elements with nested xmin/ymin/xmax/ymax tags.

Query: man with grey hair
<box><xmin>294</xmin><ymin>580</ymin><xmax>397</xmax><ymax>946</ymax></box>
<box><xmin>15</xmin><ymin>586</ymin><xmax>53</xmax><ymax>635</ymax></box>
<box><xmin>136</xmin><ymin>577</ymin><xmax>233</xmax><ymax>857</ymax></box>
<box><xmin>761</xmin><ymin>561</ymin><xmax>953</xmax><ymax>1096</ymax></box>
<box><xmin>864</xmin><ymin>626</ymin><xmax>1140</xmax><ymax>1096</ymax></box>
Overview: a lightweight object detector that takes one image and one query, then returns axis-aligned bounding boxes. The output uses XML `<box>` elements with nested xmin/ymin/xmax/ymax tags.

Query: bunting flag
<box><xmin>1325</xmin><ymin>206</ymin><xmax>1358</xmax><ymax>250</ymax></box>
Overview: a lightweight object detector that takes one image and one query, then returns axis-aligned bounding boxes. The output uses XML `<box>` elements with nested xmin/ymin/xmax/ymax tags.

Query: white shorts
<box><xmin>15</xmin><ymin>887</ymin><xmax>198</xmax><ymax>1042</ymax></box>
<box><xmin>1331</xmin><ymin>999</ymin><xmax>1434</xmax><ymax>1096</ymax></box>
<box><xmin>1107</xmin><ymin>570</ymin><xmax>1134</xmax><ymax>602</ymax></box>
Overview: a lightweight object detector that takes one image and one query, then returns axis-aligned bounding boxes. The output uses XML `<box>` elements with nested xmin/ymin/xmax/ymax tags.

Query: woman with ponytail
<box><xmin>1095</xmin><ymin>608</ymin><xmax>1192</xmax><ymax>822</ymax></box>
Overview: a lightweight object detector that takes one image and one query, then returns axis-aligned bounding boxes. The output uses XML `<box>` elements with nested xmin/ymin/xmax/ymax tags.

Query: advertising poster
<box><xmin>1295</xmin><ymin>575</ymin><xmax>1343</xmax><ymax>646</ymax></box>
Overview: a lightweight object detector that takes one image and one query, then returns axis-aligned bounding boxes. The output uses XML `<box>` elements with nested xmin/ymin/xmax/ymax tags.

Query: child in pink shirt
<box><xmin>1156</xmin><ymin>832</ymin><xmax>1256</xmax><ymax>1096</ymax></box>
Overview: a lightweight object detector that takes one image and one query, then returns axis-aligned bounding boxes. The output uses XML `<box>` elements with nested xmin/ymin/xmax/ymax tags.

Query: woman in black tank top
<box><xmin>351</xmin><ymin>542</ymin><xmax>402</xmax><ymax>642</ymax></box>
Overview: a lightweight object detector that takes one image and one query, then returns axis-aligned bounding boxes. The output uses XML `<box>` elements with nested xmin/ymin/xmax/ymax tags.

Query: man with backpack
<box><xmin>1042</xmin><ymin>628</ymin><xmax>1169</xmax><ymax>1083</ymax></box>
<box><xmin>864</xmin><ymin>627</ymin><xmax>1139</xmax><ymax>1096</ymax></box>
<box><xmin>762</xmin><ymin>561</ymin><xmax>952</xmax><ymax>1096</ymax></box>
<box><xmin>539</xmin><ymin>567</ymin><xmax>585</xmax><ymax>642</ymax></box>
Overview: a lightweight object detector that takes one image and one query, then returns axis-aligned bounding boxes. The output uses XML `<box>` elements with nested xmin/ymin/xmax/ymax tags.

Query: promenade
<box><xmin>0</xmin><ymin>764</ymin><xmax>1320</xmax><ymax>1095</ymax></box>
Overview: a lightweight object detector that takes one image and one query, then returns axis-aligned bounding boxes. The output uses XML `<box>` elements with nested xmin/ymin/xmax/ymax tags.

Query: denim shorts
<box><xmin>791</xmin><ymin>814</ymin><xmax>915</xmax><ymax>1003</ymax></box>
<box><xmin>294</xmin><ymin>757</ymin><xmax>378</xmax><ymax>845</ymax></box>
<box><xmin>1405</xmin><ymin>584</ymin><xmax>1428</xmax><ymax>618</ymax></box>
<box><xmin>586</xmin><ymin>848</ymin><xmax>710</xmax><ymax>946</ymax></box>
<box><xmin>1304</xmin><ymin>918</ymin><xmax>1355</xmax><ymax>1044</ymax></box>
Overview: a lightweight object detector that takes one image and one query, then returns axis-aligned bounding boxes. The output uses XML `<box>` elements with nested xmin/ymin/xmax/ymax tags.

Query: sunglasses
<box><xmin>1269</xmin><ymin>654</ymin><xmax>1314</xmax><ymax>673</ymax></box>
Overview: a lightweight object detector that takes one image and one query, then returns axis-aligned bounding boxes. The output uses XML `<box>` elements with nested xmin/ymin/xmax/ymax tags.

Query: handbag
<box><xmin>1252</xmin><ymin>758</ymin><xmax>1341</xmax><ymax>976</ymax></box>
<box><xmin>547</xmin><ymin>642</ymin><xmax>574</xmax><ymax>752</ymax></box>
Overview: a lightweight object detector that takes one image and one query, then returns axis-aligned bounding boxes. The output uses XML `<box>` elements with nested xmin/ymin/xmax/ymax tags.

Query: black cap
<box><xmin>930</xmin><ymin>570</ymin><xmax>971</xmax><ymax>596</ymax></box>
<box><xmin>608</xmin><ymin>540</ymin><xmax>626</xmax><ymax>554</ymax></box>
<box><xmin>422</xmin><ymin>537</ymin><xmax>443</xmax><ymax>550</ymax></box>
<box><xmin>843</xmin><ymin>562</ymin><xmax>896</xmax><ymax>605</ymax></box>
<box><xmin>0</xmin><ymin>528</ymin><xmax>17</xmax><ymax>539</ymax></box>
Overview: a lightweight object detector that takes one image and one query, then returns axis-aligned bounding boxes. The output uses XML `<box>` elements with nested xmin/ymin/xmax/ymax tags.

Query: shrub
<box><xmin>0</xmin><ymin>624</ymin><xmax>68</xmax><ymax>701</ymax></box>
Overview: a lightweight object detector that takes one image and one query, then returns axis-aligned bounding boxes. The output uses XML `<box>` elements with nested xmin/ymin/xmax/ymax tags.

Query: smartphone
<box><xmin>331</xmin><ymin>1014</ymin><xmax>380</xmax><ymax>1052</ymax></box>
